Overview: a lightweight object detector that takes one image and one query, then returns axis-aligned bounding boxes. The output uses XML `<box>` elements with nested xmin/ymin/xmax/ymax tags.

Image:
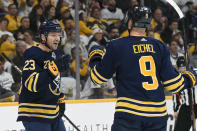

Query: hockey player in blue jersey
<box><xmin>88</xmin><ymin>6</ymin><xmax>197</xmax><ymax>131</ymax></box>
<box><xmin>17</xmin><ymin>20</ymin><xmax>66</xmax><ymax>131</ymax></box>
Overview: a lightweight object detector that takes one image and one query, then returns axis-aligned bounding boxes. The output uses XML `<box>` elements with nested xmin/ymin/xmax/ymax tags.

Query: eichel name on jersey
<box><xmin>17</xmin><ymin>45</ymin><xmax>62</xmax><ymax>123</ymax></box>
<box><xmin>90</xmin><ymin>36</ymin><xmax>195</xmax><ymax>123</ymax></box>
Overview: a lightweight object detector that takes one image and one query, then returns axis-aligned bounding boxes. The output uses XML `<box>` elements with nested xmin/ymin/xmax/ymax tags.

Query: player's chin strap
<box><xmin>166</xmin><ymin>1</ymin><xmax>196</xmax><ymax>131</ymax></box>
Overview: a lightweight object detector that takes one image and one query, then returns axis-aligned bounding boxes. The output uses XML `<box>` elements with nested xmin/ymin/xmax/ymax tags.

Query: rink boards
<box><xmin>0</xmin><ymin>97</ymin><xmax>192</xmax><ymax>131</ymax></box>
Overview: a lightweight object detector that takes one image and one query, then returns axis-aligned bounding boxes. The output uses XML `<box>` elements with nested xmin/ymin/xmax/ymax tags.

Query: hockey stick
<box><xmin>1</xmin><ymin>52</ymin><xmax>80</xmax><ymax>131</ymax></box>
<box><xmin>1</xmin><ymin>52</ymin><xmax>22</xmax><ymax>74</ymax></box>
<box><xmin>165</xmin><ymin>1</ymin><xmax>196</xmax><ymax>131</ymax></box>
<box><xmin>63</xmin><ymin>114</ymin><xmax>80</xmax><ymax>131</ymax></box>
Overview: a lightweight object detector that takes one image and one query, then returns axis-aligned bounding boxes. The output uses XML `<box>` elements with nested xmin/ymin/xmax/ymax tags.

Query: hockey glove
<box><xmin>55</xmin><ymin>54</ymin><xmax>71</xmax><ymax>73</ymax></box>
<box><xmin>88</xmin><ymin>45</ymin><xmax>105</xmax><ymax>68</ymax></box>
<box><xmin>58</xmin><ymin>93</ymin><xmax>66</xmax><ymax>117</ymax></box>
<box><xmin>182</xmin><ymin>69</ymin><xmax>197</xmax><ymax>87</ymax></box>
<box><xmin>47</xmin><ymin>61</ymin><xmax>60</xmax><ymax>79</ymax></box>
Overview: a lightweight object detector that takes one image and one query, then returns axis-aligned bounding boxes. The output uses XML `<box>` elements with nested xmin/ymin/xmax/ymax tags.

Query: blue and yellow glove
<box><xmin>182</xmin><ymin>69</ymin><xmax>197</xmax><ymax>87</ymax></box>
<box><xmin>88</xmin><ymin>45</ymin><xmax>105</xmax><ymax>68</ymax></box>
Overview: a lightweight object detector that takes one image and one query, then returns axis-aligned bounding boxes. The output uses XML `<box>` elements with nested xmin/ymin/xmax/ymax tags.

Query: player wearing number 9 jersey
<box><xmin>88</xmin><ymin>6</ymin><xmax>197</xmax><ymax>131</ymax></box>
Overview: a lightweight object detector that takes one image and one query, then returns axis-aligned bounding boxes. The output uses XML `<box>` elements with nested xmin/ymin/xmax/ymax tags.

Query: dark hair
<box><xmin>29</xmin><ymin>5</ymin><xmax>43</xmax><ymax>19</ymax></box>
<box><xmin>169</xmin><ymin>40</ymin><xmax>178</xmax><ymax>46</ymax></box>
<box><xmin>8</xmin><ymin>3</ymin><xmax>17</xmax><ymax>10</ymax></box>
<box><xmin>0</xmin><ymin>17</ymin><xmax>9</xmax><ymax>24</ymax></box>
<box><xmin>168</xmin><ymin>19</ymin><xmax>178</xmax><ymax>26</ymax></box>
<box><xmin>44</xmin><ymin>5</ymin><xmax>56</xmax><ymax>20</ymax></box>
<box><xmin>21</xmin><ymin>16</ymin><xmax>29</xmax><ymax>23</ymax></box>
<box><xmin>62</xmin><ymin>17</ymin><xmax>73</xmax><ymax>25</ymax></box>
<box><xmin>107</xmin><ymin>25</ymin><xmax>119</xmax><ymax>33</ymax></box>
<box><xmin>79</xmin><ymin>12</ymin><xmax>84</xmax><ymax>21</ymax></box>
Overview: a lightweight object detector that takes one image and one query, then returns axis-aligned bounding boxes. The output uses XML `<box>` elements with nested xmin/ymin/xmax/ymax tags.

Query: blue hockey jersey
<box><xmin>90</xmin><ymin>36</ymin><xmax>193</xmax><ymax>123</ymax></box>
<box><xmin>17</xmin><ymin>45</ymin><xmax>62</xmax><ymax>123</ymax></box>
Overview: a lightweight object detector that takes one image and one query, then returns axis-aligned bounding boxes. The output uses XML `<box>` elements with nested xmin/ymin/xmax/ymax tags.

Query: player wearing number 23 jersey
<box><xmin>88</xmin><ymin>6</ymin><xmax>197</xmax><ymax>131</ymax></box>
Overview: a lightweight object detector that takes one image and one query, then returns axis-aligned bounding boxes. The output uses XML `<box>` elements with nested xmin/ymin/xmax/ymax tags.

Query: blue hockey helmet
<box><xmin>127</xmin><ymin>6</ymin><xmax>152</xmax><ymax>28</ymax></box>
<box><xmin>39</xmin><ymin>20</ymin><xmax>62</xmax><ymax>36</ymax></box>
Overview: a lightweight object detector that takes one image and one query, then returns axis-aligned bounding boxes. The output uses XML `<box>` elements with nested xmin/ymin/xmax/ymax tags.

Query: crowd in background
<box><xmin>0</xmin><ymin>0</ymin><xmax>197</xmax><ymax>101</ymax></box>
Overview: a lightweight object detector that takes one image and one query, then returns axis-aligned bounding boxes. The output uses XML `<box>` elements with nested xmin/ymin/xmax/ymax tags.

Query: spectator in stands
<box><xmin>56</xmin><ymin>0</ymin><xmax>69</xmax><ymax>20</ymax></box>
<box><xmin>23</xmin><ymin>30</ymin><xmax>38</xmax><ymax>47</ymax></box>
<box><xmin>0</xmin><ymin>34</ymin><xmax>15</xmax><ymax>59</ymax></box>
<box><xmin>18</xmin><ymin>0</ymin><xmax>35</xmax><ymax>17</ymax></box>
<box><xmin>33</xmin><ymin>0</ymin><xmax>55</xmax><ymax>12</ymax></box>
<box><xmin>70</xmin><ymin>47</ymin><xmax>88</xmax><ymax>89</ymax></box>
<box><xmin>0</xmin><ymin>17</ymin><xmax>15</xmax><ymax>41</ymax></box>
<box><xmin>161</xmin><ymin>19</ymin><xmax>179</xmax><ymax>44</ymax></box>
<box><xmin>151</xmin><ymin>8</ymin><xmax>166</xmax><ymax>33</ymax></box>
<box><xmin>79</xmin><ymin>11</ymin><xmax>93</xmax><ymax>36</ymax></box>
<box><xmin>101</xmin><ymin>0</ymin><xmax>124</xmax><ymax>26</ymax></box>
<box><xmin>172</xmin><ymin>29</ymin><xmax>185</xmax><ymax>55</ymax></box>
<box><xmin>87</xmin><ymin>6</ymin><xmax>108</xmax><ymax>31</ymax></box>
<box><xmin>29</xmin><ymin>5</ymin><xmax>43</xmax><ymax>34</ymax></box>
<box><xmin>4</xmin><ymin>4</ymin><xmax>21</xmax><ymax>32</ymax></box>
<box><xmin>62</xmin><ymin>17</ymin><xmax>74</xmax><ymax>39</ymax></box>
<box><xmin>14</xmin><ymin>16</ymin><xmax>30</xmax><ymax>40</ymax></box>
<box><xmin>107</xmin><ymin>26</ymin><xmax>120</xmax><ymax>40</ymax></box>
<box><xmin>88</xmin><ymin>0</ymin><xmax>101</xmax><ymax>13</ymax></box>
<box><xmin>0</xmin><ymin>55</ymin><xmax>16</xmax><ymax>102</ymax></box>
<box><xmin>169</xmin><ymin>40</ymin><xmax>184</xmax><ymax>67</ymax></box>
<box><xmin>87</xmin><ymin>26</ymin><xmax>108</xmax><ymax>51</ymax></box>
<box><xmin>63</xmin><ymin>29</ymin><xmax>88</xmax><ymax>59</ymax></box>
<box><xmin>44</xmin><ymin>5</ymin><xmax>56</xmax><ymax>20</ymax></box>
<box><xmin>11</xmin><ymin>40</ymin><xmax>27</xmax><ymax>88</ymax></box>
<box><xmin>59</xmin><ymin>7</ymin><xmax>73</xmax><ymax>30</ymax></box>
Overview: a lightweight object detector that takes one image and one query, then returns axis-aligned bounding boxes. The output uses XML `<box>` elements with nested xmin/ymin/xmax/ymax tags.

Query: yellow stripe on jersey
<box><xmin>19</xmin><ymin>103</ymin><xmax>57</xmax><ymax>108</ymax></box>
<box><xmin>25</xmin><ymin>72</ymin><xmax>37</xmax><ymax>88</ymax></box>
<box><xmin>27</xmin><ymin>76</ymin><xmax>34</xmax><ymax>92</ymax></box>
<box><xmin>172</xmin><ymin>84</ymin><xmax>184</xmax><ymax>93</ymax></box>
<box><xmin>118</xmin><ymin>97</ymin><xmax>166</xmax><ymax>105</ymax></box>
<box><xmin>33</xmin><ymin>73</ymin><xmax>39</xmax><ymax>92</ymax></box>
<box><xmin>90</xmin><ymin>69</ymin><xmax>104</xmax><ymax>84</ymax></box>
<box><xmin>89</xmin><ymin>49</ymin><xmax>105</xmax><ymax>60</ymax></box>
<box><xmin>25</xmin><ymin>72</ymin><xmax>39</xmax><ymax>92</ymax></box>
<box><xmin>164</xmin><ymin>77</ymin><xmax>184</xmax><ymax>91</ymax></box>
<box><xmin>93</xmin><ymin>66</ymin><xmax>109</xmax><ymax>82</ymax></box>
<box><xmin>18</xmin><ymin>106</ymin><xmax>59</xmax><ymax>114</ymax></box>
<box><xmin>116</xmin><ymin>109</ymin><xmax>168</xmax><ymax>117</ymax></box>
<box><xmin>18</xmin><ymin>113</ymin><xmax>59</xmax><ymax>119</ymax></box>
<box><xmin>163</xmin><ymin>73</ymin><xmax>181</xmax><ymax>85</ymax></box>
<box><xmin>116</xmin><ymin>102</ymin><xmax>166</xmax><ymax>112</ymax></box>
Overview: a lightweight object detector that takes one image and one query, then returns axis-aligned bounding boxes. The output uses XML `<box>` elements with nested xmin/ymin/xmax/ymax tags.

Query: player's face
<box><xmin>47</xmin><ymin>32</ymin><xmax>61</xmax><ymax>50</ymax></box>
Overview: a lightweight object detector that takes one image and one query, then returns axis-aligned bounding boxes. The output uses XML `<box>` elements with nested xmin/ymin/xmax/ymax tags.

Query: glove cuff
<box><xmin>88</xmin><ymin>49</ymin><xmax>105</xmax><ymax>61</ymax></box>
